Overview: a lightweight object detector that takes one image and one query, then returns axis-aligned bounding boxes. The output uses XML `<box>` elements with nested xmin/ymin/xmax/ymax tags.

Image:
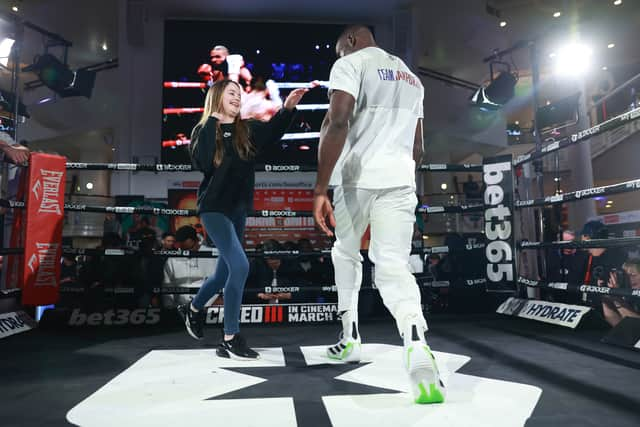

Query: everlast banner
<box><xmin>483</xmin><ymin>155</ymin><xmax>516</xmax><ymax>292</ymax></box>
<box><xmin>21</xmin><ymin>153</ymin><xmax>66</xmax><ymax>305</ymax></box>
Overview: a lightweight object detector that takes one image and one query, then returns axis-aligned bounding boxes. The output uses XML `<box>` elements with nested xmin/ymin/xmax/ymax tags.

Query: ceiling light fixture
<box><xmin>613</xmin><ymin>0</ymin><xmax>622</xmax><ymax>5</ymax></box>
<box><xmin>0</xmin><ymin>38</ymin><xmax>15</xmax><ymax>67</ymax></box>
<box><xmin>499</xmin><ymin>21</ymin><xmax>507</xmax><ymax>28</ymax></box>
<box><xmin>607</xmin><ymin>43</ymin><xmax>615</xmax><ymax>49</ymax></box>
<box><xmin>553</xmin><ymin>11</ymin><xmax>562</xmax><ymax>18</ymax></box>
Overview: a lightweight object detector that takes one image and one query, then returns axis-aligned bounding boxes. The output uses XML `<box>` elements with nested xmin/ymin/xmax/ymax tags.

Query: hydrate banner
<box><xmin>483</xmin><ymin>155</ymin><xmax>516</xmax><ymax>292</ymax></box>
<box><xmin>0</xmin><ymin>311</ymin><xmax>36</xmax><ymax>339</ymax></box>
<box><xmin>21</xmin><ymin>153</ymin><xmax>66</xmax><ymax>305</ymax></box>
<box><xmin>496</xmin><ymin>297</ymin><xmax>591</xmax><ymax>329</ymax></box>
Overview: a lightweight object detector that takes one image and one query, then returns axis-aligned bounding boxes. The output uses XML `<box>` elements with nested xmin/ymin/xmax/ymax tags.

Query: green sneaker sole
<box><xmin>415</xmin><ymin>382</ymin><xmax>445</xmax><ymax>404</ymax></box>
<box><xmin>327</xmin><ymin>342</ymin><xmax>355</xmax><ymax>360</ymax></box>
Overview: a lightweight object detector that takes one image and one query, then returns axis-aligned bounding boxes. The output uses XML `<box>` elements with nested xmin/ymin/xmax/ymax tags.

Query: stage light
<box><xmin>614</xmin><ymin>0</ymin><xmax>622</xmax><ymax>5</ymax></box>
<box><xmin>101</xmin><ymin>42</ymin><xmax>108</xmax><ymax>51</ymax></box>
<box><xmin>256</xmin><ymin>49</ymin><xmax>261</xmax><ymax>54</ymax></box>
<box><xmin>298</xmin><ymin>144</ymin><xmax>310</xmax><ymax>151</ymax></box>
<box><xmin>471</xmin><ymin>71</ymin><xmax>517</xmax><ymax>109</ymax></box>
<box><xmin>499</xmin><ymin>21</ymin><xmax>507</xmax><ymax>28</ymax></box>
<box><xmin>602</xmin><ymin>66</ymin><xmax>608</xmax><ymax>70</ymax></box>
<box><xmin>553</xmin><ymin>43</ymin><xmax>592</xmax><ymax>77</ymax></box>
<box><xmin>315</xmin><ymin>44</ymin><xmax>320</xmax><ymax>50</ymax></box>
<box><xmin>23</xmin><ymin>54</ymin><xmax>96</xmax><ymax>98</ymax></box>
<box><xmin>440</xmin><ymin>183</ymin><xmax>448</xmax><ymax>191</ymax></box>
<box><xmin>0</xmin><ymin>38</ymin><xmax>15</xmax><ymax>67</ymax></box>
<box><xmin>325</xmin><ymin>44</ymin><xmax>330</xmax><ymax>49</ymax></box>
<box><xmin>86</xmin><ymin>182</ymin><xmax>94</xmax><ymax>190</ymax></box>
<box><xmin>11</xmin><ymin>5</ymin><xmax>18</xmax><ymax>12</ymax></box>
<box><xmin>553</xmin><ymin>11</ymin><xmax>562</xmax><ymax>18</ymax></box>
<box><xmin>607</xmin><ymin>43</ymin><xmax>615</xmax><ymax>49</ymax></box>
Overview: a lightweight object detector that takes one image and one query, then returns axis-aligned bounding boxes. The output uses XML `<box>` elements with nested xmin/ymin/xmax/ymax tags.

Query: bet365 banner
<box><xmin>21</xmin><ymin>153</ymin><xmax>66</xmax><ymax>305</ymax></box>
<box><xmin>483</xmin><ymin>155</ymin><xmax>516</xmax><ymax>292</ymax></box>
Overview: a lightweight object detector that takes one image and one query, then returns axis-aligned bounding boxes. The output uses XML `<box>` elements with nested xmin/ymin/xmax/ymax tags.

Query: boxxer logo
<box><xmin>483</xmin><ymin>161</ymin><xmax>514</xmax><ymax>284</ymax></box>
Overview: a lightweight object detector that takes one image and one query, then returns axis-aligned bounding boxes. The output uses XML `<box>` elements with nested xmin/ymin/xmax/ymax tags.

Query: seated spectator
<box><xmin>580</xmin><ymin>221</ymin><xmax>625</xmax><ymax>286</ymax></box>
<box><xmin>544</xmin><ymin>230</ymin><xmax>588</xmax><ymax>303</ymax></box>
<box><xmin>248</xmin><ymin>239</ymin><xmax>298</xmax><ymax>303</ymax></box>
<box><xmin>601</xmin><ymin>258</ymin><xmax>640</xmax><ymax>327</ymax></box>
<box><xmin>161</xmin><ymin>232</ymin><xmax>176</xmax><ymax>250</ymax></box>
<box><xmin>162</xmin><ymin>225</ymin><xmax>219</xmax><ymax>309</ymax></box>
<box><xmin>288</xmin><ymin>238</ymin><xmax>333</xmax><ymax>285</ymax></box>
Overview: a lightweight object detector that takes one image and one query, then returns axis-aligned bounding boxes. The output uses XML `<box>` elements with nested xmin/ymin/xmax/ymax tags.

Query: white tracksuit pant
<box><xmin>331</xmin><ymin>185</ymin><xmax>428</xmax><ymax>336</ymax></box>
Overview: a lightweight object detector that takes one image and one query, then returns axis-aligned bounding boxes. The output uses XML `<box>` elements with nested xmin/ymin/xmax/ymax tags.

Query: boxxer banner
<box><xmin>483</xmin><ymin>155</ymin><xmax>516</xmax><ymax>292</ymax></box>
<box><xmin>21</xmin><ymin>153</ymin><xmax>66</xmax><ymax>305</ymax></box>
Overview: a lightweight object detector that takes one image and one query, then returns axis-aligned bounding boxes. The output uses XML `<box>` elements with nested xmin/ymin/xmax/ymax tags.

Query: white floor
<box><xmin>67</xmin><ymin>344</ymin><xmax>541</xmax><ymax>427</ymax></box>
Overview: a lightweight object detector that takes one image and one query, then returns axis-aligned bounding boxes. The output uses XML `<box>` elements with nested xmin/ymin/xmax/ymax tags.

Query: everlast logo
<box><xmin>264</xmin><ymin>165</ymin><xmax>300</xmax><ymax>172</ymax></box>
<box><xmin>484</xmin><ymin>161</ymin><xmax>514</xmax><ymax>283</ymax></box>
<box><xmin>571</xmin><ymin>125</ymin><xmax>601</xmax><ymax>142</ymax></box>
<box><xmin>579</xmin><ymin>285</ymin><xmax>611</xmax><ymax>294</ymax></box>
<box><xmin>156</xmin><ymin>164</ymin><xmax>192</xmax><ymax>171</ymax></box>
<box><xmin>34</xmin><ymin>170</ymin><xmax>63</xmax><ymax>215</ymax></box>
<box><xmin>27</xmin><ymin>242</ymin><xmax>59</xmax><ymax>286</ymax></box>
<box><xmin>575</xmin><ymin>187</ymin><xmax>605</xmax><ymax>199</ymax></box>
<box><xmin>261</xmin><ymin>210</ymin><xmax>297</xmax><ymax>217</ymax></box>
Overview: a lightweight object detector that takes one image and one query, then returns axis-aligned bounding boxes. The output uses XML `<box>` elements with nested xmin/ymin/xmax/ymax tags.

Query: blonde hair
<box><xmin>191</xmin><ymin>80</ymin><xmax>253</xmax><ymax>167</ymax></box>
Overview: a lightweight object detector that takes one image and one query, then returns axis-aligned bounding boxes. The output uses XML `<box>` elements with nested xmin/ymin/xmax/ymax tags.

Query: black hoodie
<box><xmin>190</xmin><ymin>108</ymin><xmax>296</xmax><ymax>216</ymax></box>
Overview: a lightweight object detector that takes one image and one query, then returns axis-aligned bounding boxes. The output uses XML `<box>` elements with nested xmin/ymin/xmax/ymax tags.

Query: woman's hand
<box><xmin>283</xmin><ymin>88</ymin><xmax>309</xmax><ymax>111</ymax></box>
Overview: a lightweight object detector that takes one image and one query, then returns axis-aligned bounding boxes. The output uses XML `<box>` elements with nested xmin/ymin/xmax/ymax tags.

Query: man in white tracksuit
<box><xmin>312</xmin><ymin>25</ymin><xmax>445</xmax><ymax>404</ymax></box>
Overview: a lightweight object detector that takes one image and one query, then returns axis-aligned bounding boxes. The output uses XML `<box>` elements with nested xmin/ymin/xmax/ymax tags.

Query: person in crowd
<box><xmin>248</xmin><ymin>239</ymin><xmax>297</xmax><ymax>303</ymax></box>
<box><xmin>580</xmin><ymin>221</ymin><xmax>624</xmax><ymax>286</ymax></box>
<box><xmin>0</xmin><ymin>130</ymin><xmax>29</xmax><ymax>164</ymax></box>
<box><xmin>178</xmin><ymin>78</ymin><xmax>307</xmax><ymax>360</ymax></box>
<box><xmin>601</xmin><ymin>258</ymin><xmax>640</xmax><ymax>327</ymax></box>
<box><xmin>544</xmin><ymin>229</ymin><xmax>588</xmax><ymax>303</ymax></box>
<box><xmin>163</xmin><ymin>225</ymin><xmax>219</xmax><ymax>309</ymax></box>
<box><xmin>103</xmin><ymin>213</ymin><xmax>122</xmax><ymax>238</ymax></box>
<box><xmin>161</xmin><ymin>232</ymin><xmax>177</xmax><ymax>250</ymax></box>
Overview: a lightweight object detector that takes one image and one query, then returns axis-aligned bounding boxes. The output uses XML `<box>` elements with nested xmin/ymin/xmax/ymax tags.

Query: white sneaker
<box><xmin>404</xmin><ymin>324</ymin><xmax>445</xmax><ymax>404</ymax></box>
<box><xmin>326</xmin><ymin>311</ymin><xmax>361</xmax><ymax>362</ymax></box>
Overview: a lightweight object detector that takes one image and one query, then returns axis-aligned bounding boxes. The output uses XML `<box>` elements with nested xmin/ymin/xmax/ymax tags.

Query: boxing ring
<box><xmin>1</xmin><ymin>97</ymin><xmax>640</xmax><ymax>427</ymax></box>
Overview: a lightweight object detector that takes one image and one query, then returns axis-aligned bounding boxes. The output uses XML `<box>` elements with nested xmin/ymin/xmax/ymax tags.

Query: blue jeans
<box><xmin>192</xmin><ymin>207</ymin><xmax>249</xmax><ymax>335</ymax></box>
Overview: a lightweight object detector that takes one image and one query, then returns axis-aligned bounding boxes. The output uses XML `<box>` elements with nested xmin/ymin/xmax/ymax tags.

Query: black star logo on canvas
<box><xmin>207</xmin><ymin>346</ymin><xmax>399</xmax><ymax>427</ymax></box>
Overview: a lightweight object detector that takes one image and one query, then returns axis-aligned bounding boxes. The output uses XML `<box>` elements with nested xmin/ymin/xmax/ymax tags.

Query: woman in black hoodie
<box><xmin>178</xmin><ymin>79</ymin><xmax>308</xmax><ymax>359</ymax></box>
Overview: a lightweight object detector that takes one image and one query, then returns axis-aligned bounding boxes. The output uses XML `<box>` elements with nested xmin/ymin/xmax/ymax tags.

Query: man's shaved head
<box><xmin>336</xmin><ymin>25</ymin><xmax>376</xmax><ymax>58</ymax></box>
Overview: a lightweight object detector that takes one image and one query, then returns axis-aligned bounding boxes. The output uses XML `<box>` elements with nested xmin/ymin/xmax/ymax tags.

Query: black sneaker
<box><xmin>216</xmin><ymin>334</ymin><xmax>260</xmax><ymax>360</ymax></box>
<box><xmin>177</xmin><ymin>302</ymin><xmax>205</xmax><ymax>340</ymax></box>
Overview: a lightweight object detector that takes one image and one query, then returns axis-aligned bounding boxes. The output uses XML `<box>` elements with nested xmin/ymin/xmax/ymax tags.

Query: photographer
<box><xmin>601</xmin><ymin>258</ymin><xmax>640</xmax><ymax>327</ymax></box>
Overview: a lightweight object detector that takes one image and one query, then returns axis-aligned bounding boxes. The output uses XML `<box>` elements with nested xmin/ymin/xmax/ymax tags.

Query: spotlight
<box><xmin>614</xmin><ymin>0</ymin><xmax>622</xmax><ymax>5</ymax></box>
<box><xmin>0</xmin><ymin>38</ymin><xmax>15</xmax><ymax>67</ymax></box>
<box><xmin>470</xmin><ymin>71</ymin><xmax>517</xmax><ymax>109</ymax></box>
<box><xmin>86</xmin><ymin>182</ymin><xmax>94</xmax><ymax>190</ymax></box>
<box><xmin>256</xmin><ymin>49</ymin><xmax>261</xmax><ymax>54</ymax></box>
<box><xmin>602</xmin><ymin>66</ymin><xmax>608</xmax><ymax>71</ymax></box>
<box><xmin>499</xmin><ymin>21</ymin><xmax>507</xmax><ymax>28</ymax></box>
<box><xmin>11</xmin><ymin>5</ymin><xmax>18</xmax><ymax>12</ymax></box>
<box><xmin>23</xmin><ymin>54</ymin><xmax>96</xmax><ymax>98</ymax></box>
<box><xmin>325</xmin><ymin>44</ymin><xmax>330</xmax><ymax>49</ymax></box>
<box><xmin>553</xmin><ymin>11</ymin><xmax>562</xmax><ymax>18</ymax></box>
<box><xmin>607</xmin><ymin>43</ymin><xmax>615</xmax><ymax>49</ymax></box>
<box><xmin>440</xmin><ymin>183</ymin><xmax>448</xmax><ymax>191</ymax></box>
<box><xmin>552</xmin><ymin>43</ymin><xmax>592</xmax><ymax>77</ymax></box>
<box><xmin>315</xmin><ymin>44</ymin><xmax>320</xmax><ymax>50</ymax></box>
<box><xmin>101</xmin><ymin>42</ymin><xmax>108</xmax><ymax>51</ymax></box>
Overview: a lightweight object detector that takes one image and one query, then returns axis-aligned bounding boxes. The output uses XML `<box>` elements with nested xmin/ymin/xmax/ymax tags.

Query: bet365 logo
<box><xmin>68</xmin><ymin>309</ymin><xmax>160</xmax><ymax>326</ymax></box>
